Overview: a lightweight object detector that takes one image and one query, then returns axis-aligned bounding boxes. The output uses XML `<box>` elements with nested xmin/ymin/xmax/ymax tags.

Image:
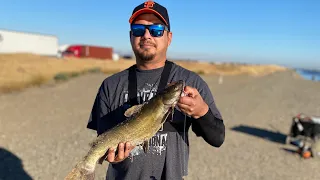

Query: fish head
<box><xmin>160</xmin><ymin>80</ymin><xmax>184</xmax><ymax>106</ymax></box>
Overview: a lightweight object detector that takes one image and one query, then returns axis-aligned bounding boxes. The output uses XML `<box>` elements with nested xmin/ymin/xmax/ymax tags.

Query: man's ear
<box><xmin>167</xmin><ymin>31</ymin><xmax>172</xmax><ymax>46</ymax></box>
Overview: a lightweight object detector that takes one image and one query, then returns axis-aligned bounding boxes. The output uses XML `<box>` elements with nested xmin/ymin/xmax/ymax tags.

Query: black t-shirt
<box><xmin>87</xmin><ymin>62</ymin><xmax>225</xmax><ymax>180</ymax></box>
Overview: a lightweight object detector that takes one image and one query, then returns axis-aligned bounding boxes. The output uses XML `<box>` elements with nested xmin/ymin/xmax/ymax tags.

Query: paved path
<box><xmin>1</xmin><ymin>71</ymin><xmax>319</xmax><ymax>180</ymax></box>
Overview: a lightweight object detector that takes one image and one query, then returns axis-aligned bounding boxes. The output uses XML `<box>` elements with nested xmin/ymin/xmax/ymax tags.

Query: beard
<box><xmin>133</xmin><ymin>41</ymin><xmax>157</xmax><ymax>62</ymax></box>
<box><xmin>134</xmin><ymin>49</ymin><xmax>155</xmax><ymax>61</ymax></box>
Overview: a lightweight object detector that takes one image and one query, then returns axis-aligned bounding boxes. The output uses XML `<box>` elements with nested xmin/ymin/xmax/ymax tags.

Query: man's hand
<box><xmin>106</xmin><ymin>142</ymin><xmax>135</xmax><ymax>163</ymax></box>
<box><xmin>177</xmin><ymin>86</ymin><xmax>209</xmax><ymax>119</ymax></box>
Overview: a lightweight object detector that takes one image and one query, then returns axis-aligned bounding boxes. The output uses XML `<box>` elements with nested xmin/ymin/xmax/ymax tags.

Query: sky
<box><xmin>0</xmin><ymin>0</ymin><xmax>319</xmax><ymax>69</ymax></box>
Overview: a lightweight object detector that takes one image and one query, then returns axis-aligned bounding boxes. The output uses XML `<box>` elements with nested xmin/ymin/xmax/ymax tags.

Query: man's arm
<box><xmin>86</xmin><ymin>83</ymin><xmax>110</xmax><ymax>133</ymax></box>
<box><xmin>191</xmin><ymin>107</ymin><xmax>225</xmax><ymax>147</ymax></box>
<box><xmin>87</xmin><ymin>95</ymin><xmax>100</xmax><ymax>131</ymax></box>
<box><xmin>177</xmin><ymin>79</ymin><xmax>225</xmax><ymax>147</ymax></box>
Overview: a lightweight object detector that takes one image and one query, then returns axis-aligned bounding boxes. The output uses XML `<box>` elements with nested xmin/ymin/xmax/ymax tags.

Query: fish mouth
<box><xmin>172</xmin><ymin>81</ymin><xmax>185</xmax><ymax>105</ymax></box>
<box><xmin>175</xmin><ymin>80</ymin><xmax>185</xmax><ymax>98</ymax></box>
<box><xmin>173</xmin><ymin>80</ymin><xmax>185</xmax><ymax>99</ymax></box>
<box><xmin>162</xmin><ymin>80</ymin><xmax>185</xmax><ymax>106</ymax></box>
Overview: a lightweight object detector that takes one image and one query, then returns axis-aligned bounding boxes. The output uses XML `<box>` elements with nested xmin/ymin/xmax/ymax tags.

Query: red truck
<box><xmin>62</xmin><ymin>45</ymin><xmax>113</xmax><ymax>60</ymax></box>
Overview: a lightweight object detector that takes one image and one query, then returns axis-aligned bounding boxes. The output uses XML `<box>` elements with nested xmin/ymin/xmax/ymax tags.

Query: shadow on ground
<box><xmin>231</xmin><ymin>125</ymin><xmax>287</xmax><ymax>145</ymax></box>
<box><xmin>281</xmin><ymin>147</ymin><xmax>299</xmax><ymax>154</ymax></box>
<box><xmin>0</xmin><ymin>147</ymin><xmax>32</xmax><ymax>180</ymax></box>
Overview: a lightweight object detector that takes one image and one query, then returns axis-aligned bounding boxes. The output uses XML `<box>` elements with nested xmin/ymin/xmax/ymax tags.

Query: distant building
<box><xmin>0</xmin><ymin>29</ymin><xmax>59</xmax><ymax>57</ymax></box>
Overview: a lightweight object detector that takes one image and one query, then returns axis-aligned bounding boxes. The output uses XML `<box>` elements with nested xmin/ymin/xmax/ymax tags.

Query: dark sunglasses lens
<box><xmin>131</xmin><ymin>24</ymin><xmax>145</xmax><ymax>36</ymax></box>
<box><xmin>131</xmin><ymin>24</ymin><xmax>166</xmax><ymax>37</ymax></box>
<box><xmin>149</xmin><ymin>25</ymin><xmax>165</xmax><ymax>37</ymax></box>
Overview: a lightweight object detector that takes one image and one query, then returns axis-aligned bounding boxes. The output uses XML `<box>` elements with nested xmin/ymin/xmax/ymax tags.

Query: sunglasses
<box><xmin>131</xmin><ymin>24</ymin><xmax>169</xmax><ymax>37</ymax></box>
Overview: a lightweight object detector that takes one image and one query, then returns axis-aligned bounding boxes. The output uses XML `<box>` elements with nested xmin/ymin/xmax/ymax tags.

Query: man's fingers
<box><xmin>184</xmin><ymin>86</ymin><xmax>194</xmax><ymax>92</ymax></box>
<box><xmin>107</xmin><ymin>148</ymin><xmax>115</xmax><ymax>162</ymax></box>
<box><xmin>177</xmin><ymin>103</ymin><xmax>189</xmax><ymax>110</ymax></box>
<box><xmin>177</xmin><ymin>103</ymin><xmax>192</xmax><ymax>115</ymax></box>
<box><xmin>106</xmin><ymin>142</ymin><xmax>135</xmax><ymax>163</ymax></box>
<box><xmin>124</xmin><ymin>142</ymin><xmax>132</xmax><ymax>157</ymax></box>
<box><xmin>183</xmin><ymin>86</ymin><xmax>197</xmax><ymax>97</ymax></box>
<box><xmin>115</xmin><ymin>143</ymin><xmax>125</xmax><ymax>161</ymax></box>
<box><xmin>178</xmin><ymin>96</ymin><xmax>195</xmax><ymax>106</ymax></box>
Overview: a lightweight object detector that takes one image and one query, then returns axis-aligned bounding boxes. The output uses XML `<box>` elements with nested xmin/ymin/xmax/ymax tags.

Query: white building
<box><xmin>0</xmin><ymin>29</ymin><xmax>59</xmax><ymax>57</ymax></box>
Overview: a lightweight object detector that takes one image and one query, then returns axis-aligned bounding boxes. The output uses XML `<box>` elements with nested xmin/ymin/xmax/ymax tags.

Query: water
<box><xmin>295</xmin><ymin>69</ymin><xmax>320</xmax><ymax>81</ymax></box>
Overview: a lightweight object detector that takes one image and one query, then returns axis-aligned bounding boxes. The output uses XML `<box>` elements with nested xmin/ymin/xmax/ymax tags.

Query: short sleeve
<box><xmin>86</xmin><ymin>82</ymin><xmax>111</xmax><ymax>133</ymax></box>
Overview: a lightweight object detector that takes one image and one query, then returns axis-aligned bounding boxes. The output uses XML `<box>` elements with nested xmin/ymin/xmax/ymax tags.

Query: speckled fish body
<box><xmin>64</xmin><ymin>80</ymin><xmax>184</xmax><ymax>180</ymax></box>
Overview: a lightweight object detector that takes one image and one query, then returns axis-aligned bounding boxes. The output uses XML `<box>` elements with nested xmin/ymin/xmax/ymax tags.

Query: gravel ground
<box><xmin>1</xmin><ymin>71</ymin><xmax>320</xmax><ymax>180</ymax></box>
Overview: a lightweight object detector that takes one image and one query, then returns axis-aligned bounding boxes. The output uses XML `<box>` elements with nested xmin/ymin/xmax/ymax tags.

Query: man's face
<box><xmin>130</xmin><ymin>13</ymin><xmax>172</xmax><ymax>62</ymax></box>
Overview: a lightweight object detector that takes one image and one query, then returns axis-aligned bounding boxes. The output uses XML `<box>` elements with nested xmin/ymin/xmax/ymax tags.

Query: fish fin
<box><xmin>170</xmin><ymin>106</ymin><xmax>175</xmax><ymax>122</ymax></box>
<box><xmin>97</xmin><ymin>151</ymin><xmax>108</xmax><ymax>165</ymax></box>
<box><xmin>161</xmin><ymin>108</ymin><xmax>173</xmax><ymax>124</ymax></box>
<box><xmin>143</xmin><ymin>140</ymin><xmax>149</xmax><ymax>153</ymax></box>
<box><xmin>124</xmin><ymin>104</ymin><xmax>144</xmax><ymax>117</ymax></box>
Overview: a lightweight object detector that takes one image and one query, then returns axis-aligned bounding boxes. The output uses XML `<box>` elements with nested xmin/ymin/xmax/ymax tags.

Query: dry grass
<box><xmin>0</xmin><ymin>53</ymin><xmax>288</xmax><ymax>93</ymax></box>
<box><xmin>0</xmin><ymin>53</ymin><xmax>134</xmax><ymax>93</ymax></box>
<box><xmin>173</xmin><ymin>60</ymin><xmax>288</xmax><ymax>76</ymax></box>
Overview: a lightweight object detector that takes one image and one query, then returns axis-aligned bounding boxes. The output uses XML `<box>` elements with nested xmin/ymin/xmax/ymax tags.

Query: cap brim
<box><xmin>129</xmin><ymin>8</ymin><xmax>168</xmax><ymax>26</ymax></box>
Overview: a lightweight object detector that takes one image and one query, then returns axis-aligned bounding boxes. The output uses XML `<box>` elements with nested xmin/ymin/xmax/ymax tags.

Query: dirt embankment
<box><xmin>0</xmin><ymin>53</ymin><xmax>289</xmax><ymax>93</ymax></box>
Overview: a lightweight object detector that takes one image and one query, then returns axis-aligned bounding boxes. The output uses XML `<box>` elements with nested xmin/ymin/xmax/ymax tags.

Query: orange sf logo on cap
<box><xmin>144</xmin><ymin>1</ymin><xmax>155</xmax><ymax>8</ymax></box>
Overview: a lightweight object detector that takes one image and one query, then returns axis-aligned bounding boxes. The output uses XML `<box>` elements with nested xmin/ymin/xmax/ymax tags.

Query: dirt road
<box><xmin>1</xmin><ymin>71</ymin><xmax>320</xmax><ymax>180</ymax></box>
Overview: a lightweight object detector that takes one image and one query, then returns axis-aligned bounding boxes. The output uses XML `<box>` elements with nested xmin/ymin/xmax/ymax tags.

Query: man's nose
<box><xmin>142</xmin><ymin>28</ymin><xmax>152</xmax><ymax>39</ymax></box>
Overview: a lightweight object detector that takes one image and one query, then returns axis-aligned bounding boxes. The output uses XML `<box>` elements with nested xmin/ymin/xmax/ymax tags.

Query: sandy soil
<box><xmin>1</xmin><ymin>70</ymin><xmax>320</xmax><ymax>180</ymax></box>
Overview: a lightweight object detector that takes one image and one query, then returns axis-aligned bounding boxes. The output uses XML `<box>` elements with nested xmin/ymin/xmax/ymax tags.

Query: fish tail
<box><xmin>64</xmin><ymin>161</ymin><xmax>95</xmax><ymax>180</ymax></box>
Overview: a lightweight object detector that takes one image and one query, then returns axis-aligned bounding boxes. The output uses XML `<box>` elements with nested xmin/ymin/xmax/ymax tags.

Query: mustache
<box><xmin>139</xmin><ymin>41</ymin><xmax>156</xmax><ymax>47</ymax></box>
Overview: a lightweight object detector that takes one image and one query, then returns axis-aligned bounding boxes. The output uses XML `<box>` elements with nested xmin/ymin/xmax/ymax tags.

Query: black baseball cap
<box><xmin>129</xmin><ymin>1</ymin><xmax>170</xmax><ymax>31</ymax></box>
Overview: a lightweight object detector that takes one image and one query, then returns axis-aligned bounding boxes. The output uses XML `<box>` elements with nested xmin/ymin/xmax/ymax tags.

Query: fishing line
<box><xmin>182</xmin><ymin>85</ymin><xmax>187</xmax><ymax>178</ymax></box>
<box><xmin>183</xmin><ymin>111</ymin><xmax>186</xmax><ymax>176</ymax></box>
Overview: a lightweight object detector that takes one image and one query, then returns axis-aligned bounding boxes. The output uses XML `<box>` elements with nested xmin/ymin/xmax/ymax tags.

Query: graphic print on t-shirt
<box><xmin>123</xmin><ymin>82</ymin><xmax>158</xmax><ymax>103</ymax></box>
<box><xmin>129</xmin><ymin>132</ymin><xmax>168</xmax><ymax>158</ymax></box>
<box><xmin>123</xmin><ymin>82</ymin><xmax>168</xmax><ymax>158</ymax></box>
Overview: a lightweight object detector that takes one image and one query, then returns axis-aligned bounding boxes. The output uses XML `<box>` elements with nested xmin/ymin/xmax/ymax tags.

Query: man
<box><xmin>87</xmin><ymin>1</ymin><xmax>225</xmax><ymax>179</ymax></box>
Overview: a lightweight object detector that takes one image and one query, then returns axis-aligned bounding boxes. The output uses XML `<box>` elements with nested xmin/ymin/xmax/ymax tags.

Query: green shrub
<box><xmin>87</xmin><ymin>67</ymin><xmax>101</xmax><ymax>73</ymax></box>
<box><xmin>54</xmin><ymin>73</ymin><xmax>70</xmax><ymax>81</ymax></box>
<box><xmin>70</xmin><ymin>72</ymin><xmax>80</xmax><ymax>77</ymax></box>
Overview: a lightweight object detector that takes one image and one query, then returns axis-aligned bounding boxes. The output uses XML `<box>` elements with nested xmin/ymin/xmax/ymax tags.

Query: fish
<box><xmin>64</xmin><ymin>80</ymin><xmax>185</xmax><ymax>180</ymax></box>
